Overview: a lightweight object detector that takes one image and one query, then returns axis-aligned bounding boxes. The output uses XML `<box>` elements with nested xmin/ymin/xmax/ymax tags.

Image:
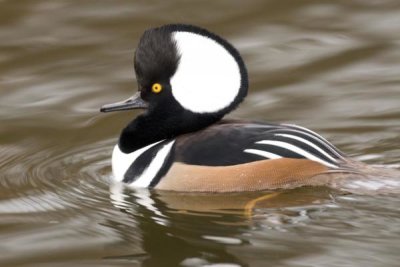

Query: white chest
<box><xmin>111</xmin><ymin>140</ymin><xmax>175</xmax><ymax>187</ymax></box>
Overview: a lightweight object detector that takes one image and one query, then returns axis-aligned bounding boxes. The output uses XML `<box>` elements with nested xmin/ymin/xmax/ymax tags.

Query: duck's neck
<box><xmin>118</xmin><ymin>110</ymin><xmax>222</xmax><ymax>153</ymax></box>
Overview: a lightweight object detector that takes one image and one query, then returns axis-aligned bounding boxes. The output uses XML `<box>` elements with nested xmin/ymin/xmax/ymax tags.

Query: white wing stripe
<box><xmin>281</xmin><ymin>124</ymin><xmax>343</xmax><ymax>158</ymax></box>
<box><xmin>243</xmin><ymin>149</ymin><xmax>282</xmax><ymax>159</ymax></box>
<box><xmin>131</xmin><ymin>140</ymin><xmax>175</xmax><ymax>188</ymax></box>
<box><xmin>255</xmin><ymin>140</ymin><xmax>338</xmax><ymax>168</ymax></box>
<box><xmin>274</xmin><ymin>133</ymin><xmax>338</xmax><ymax>162</ymax></box>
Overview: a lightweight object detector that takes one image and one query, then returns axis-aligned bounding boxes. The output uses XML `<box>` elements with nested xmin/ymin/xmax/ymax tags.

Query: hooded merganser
<box><xmin>100</xmin><ymin>24</ymin><xmax>389</xmax><ymax>192</ymax></box>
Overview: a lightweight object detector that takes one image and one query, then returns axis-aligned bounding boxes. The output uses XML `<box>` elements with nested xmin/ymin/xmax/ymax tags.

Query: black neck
<box><xmin>118</xmin><ymin>109</ymin><xmax>222</xmax><ymax>153</ymax></box>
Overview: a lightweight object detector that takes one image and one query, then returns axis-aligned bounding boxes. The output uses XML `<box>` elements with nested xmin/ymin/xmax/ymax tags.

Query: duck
<box><xmin>100</xmin><ymin>24</ymin><xmax>395</xmax><ymax>193</ymax></box>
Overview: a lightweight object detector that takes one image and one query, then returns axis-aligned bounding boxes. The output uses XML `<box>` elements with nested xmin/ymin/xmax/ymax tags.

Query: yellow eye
<box><xmin>151</xmin><ymin>83</ymin><xmax>163</xmax><ymax>93</ymax></box>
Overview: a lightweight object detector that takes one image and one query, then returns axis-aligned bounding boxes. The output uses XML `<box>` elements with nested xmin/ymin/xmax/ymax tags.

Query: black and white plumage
<box><xmin>100</xmin><ymin>24</ymin><xmax>382</xmax><ymax>192</ymax></box>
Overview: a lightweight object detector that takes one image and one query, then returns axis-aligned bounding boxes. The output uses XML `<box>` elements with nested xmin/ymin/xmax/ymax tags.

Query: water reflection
<box><xmin>115</xmin><ymin>188</ymin><xmax>399</xmax><ymax>266</ymax></box>
<box><xmin>107</xmin><ymin>184</ymin><xmax>342</xmax><ymax>266</ymax></box>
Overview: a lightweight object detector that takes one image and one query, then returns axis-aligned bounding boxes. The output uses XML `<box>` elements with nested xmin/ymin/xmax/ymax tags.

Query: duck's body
<box><xmin>101</xmin><ymin>24</ymin><xmax>394</xmax><ymax>192</ymax></box>
<box><xmin>111</xmin><ymin>120</ymin><xmax>359</xmax><ymax>192</ymax></box>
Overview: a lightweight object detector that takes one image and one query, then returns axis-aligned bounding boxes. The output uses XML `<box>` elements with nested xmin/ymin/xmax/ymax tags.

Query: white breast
<box><xmin>111</xmin><ymin>141</ymin><xmax>162</xmax><ymax>182</ymax></box>
<box><xmin>111</xmin><ymin>140</ymin><xmax>175</xmax><ymax>187</ymax></box>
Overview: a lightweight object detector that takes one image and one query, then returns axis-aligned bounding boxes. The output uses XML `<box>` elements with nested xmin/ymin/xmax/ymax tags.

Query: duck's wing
<box><xmin>174</xmin><ymin>121</ymin><xmax>345</xmax><ymax>168</ymax></box>
<box><xmin>153</xmin><ymin>121</ymin><xmax>354</xmax><ymax>192</ymax></box>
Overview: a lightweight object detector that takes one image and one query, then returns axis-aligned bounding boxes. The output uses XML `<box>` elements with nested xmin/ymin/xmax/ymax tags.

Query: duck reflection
<box><xmin>108</xmin><ymin>183</ymin><xmax>336</xmax><ymax>266</ymax></box>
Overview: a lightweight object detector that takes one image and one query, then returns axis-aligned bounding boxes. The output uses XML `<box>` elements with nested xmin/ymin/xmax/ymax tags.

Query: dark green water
<box><xmin>1</xmin><ymin>1</ymin><xmax>400</xmax><ymax>266</ymax></box>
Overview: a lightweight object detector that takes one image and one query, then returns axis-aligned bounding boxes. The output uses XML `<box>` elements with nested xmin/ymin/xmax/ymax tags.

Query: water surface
<box><xmin>1</xmin><ymin>1</ymin><xmax>400</xmax><ymax>266</ymax></box>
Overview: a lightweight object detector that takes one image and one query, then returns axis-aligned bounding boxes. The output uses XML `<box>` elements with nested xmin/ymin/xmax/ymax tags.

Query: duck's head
<box><xmin>101</xmin><ymin>24</ymin><xmax>248</xmax><ymax>121</ymax></box>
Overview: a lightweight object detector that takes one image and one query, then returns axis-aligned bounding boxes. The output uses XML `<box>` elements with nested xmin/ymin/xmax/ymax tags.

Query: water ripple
<box><xmin>0</xmin><ymin>139</ymin><xmax>113</xmax><ymax>214</ymax></box>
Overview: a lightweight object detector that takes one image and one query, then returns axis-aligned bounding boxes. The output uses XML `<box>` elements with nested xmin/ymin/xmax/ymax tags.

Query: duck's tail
<box><xmin>325</xmin><ymin>159</ymin><xmax>400</xmax><ymax>194</ymax></box>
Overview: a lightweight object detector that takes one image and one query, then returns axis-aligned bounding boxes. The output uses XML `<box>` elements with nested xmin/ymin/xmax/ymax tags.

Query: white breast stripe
<box><xmin>274</xmin><ymin>133</ymin><xmax>338</xmax><ymax>162</ymax></box>
<box><xmin>130</xmin><ymin>140</ymin><xmax>175</xmax><ymax>188</ymax></box>
<box><xmin>243</xmin><ymin>149</ymin><xmax>282</xmax><ymax>159</ymax></box>
<box><xmin>112</xmin><ymin>140</ymin><xmax>163</xmax><ymax>182</ymax></box>
<box><xmin>256</xmin><ymin>140</ymin><xmax>338</xmax><ymax>168</ymax></box>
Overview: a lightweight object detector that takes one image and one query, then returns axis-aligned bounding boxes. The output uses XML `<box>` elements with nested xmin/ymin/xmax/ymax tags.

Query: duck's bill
<box><xmin>100</xmin><ymin>92</ymin><xmax>148</xmax><ymax>112</ymax></box>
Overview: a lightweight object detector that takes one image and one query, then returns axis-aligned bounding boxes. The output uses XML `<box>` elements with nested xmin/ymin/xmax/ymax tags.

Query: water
<box><xmin>1</xmin><ymin>0</ymin><xmax>400</xmax><ymax>266</ymax></box>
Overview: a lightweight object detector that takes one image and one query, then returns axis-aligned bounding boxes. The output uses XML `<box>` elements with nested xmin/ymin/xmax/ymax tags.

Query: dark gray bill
<box><xmin>100</xmin><ymin>92</ymin><xmax>148</xmax><ymax>112</ymax></box>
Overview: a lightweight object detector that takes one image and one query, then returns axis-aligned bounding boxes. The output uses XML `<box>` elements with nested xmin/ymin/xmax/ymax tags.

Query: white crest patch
<box><xmin>170</xmin><ymin>31</ymin><xmax>241</xmax><ymax>113</ymax></box>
